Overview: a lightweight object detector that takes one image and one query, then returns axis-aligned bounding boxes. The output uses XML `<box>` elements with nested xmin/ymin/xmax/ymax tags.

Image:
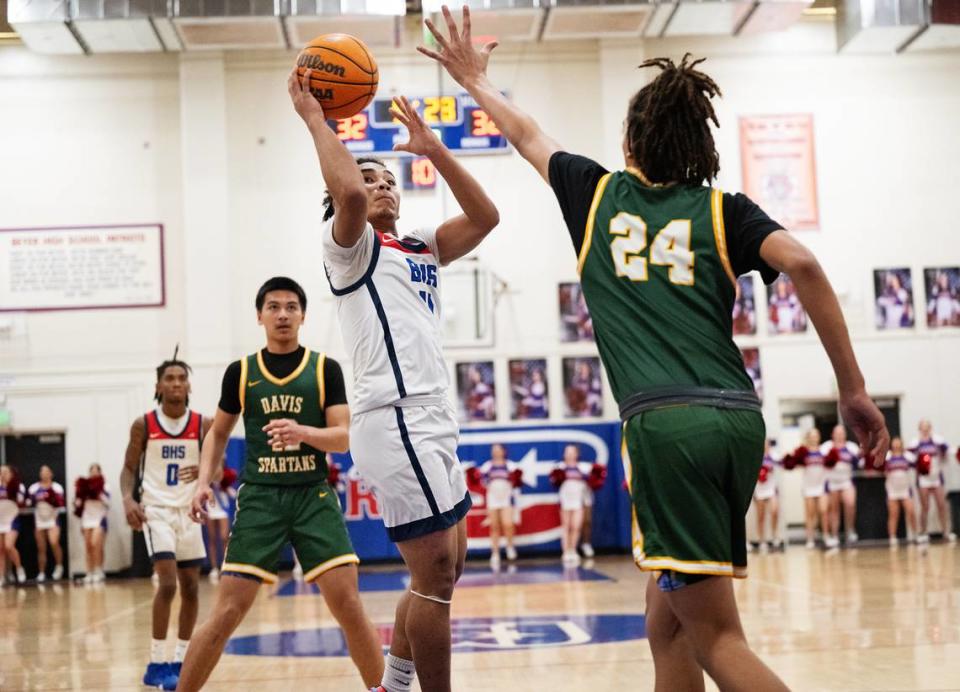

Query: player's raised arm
<box><xmin>120</xmin><ymin>417</ymin><xmax>148</xmax><ymax>531</ymax></box>
<box><xmin>288</xmin><ymin>68</ymin><xmax>368</xmax><ymax>248</ymax></box>
<box><xmin>391</xmin><ymin>95</ymin><xmax>499</xmax><ymax>263</ymax></box>
<box><xmin>419</xmin><ymin>5</ymin><xmax>561</xmax><ymax>183</ymax></box>
<box><xmin>192</xmin><ymin>408</ymin><xmax>237</xmax><ymax>522</ymax></box>
<box><xmin>759</xmin><ymin>230</ymin><xmax>889</xmax><ymax>463</ymax></box>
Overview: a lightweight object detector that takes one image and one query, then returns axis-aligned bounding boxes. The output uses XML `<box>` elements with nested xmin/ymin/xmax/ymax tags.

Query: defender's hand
<box><xmin>392</xmin><ymin>96</ymin><xmax>442</xmax><ymax>156</ymax></box>
<box><xmin>263</xmin><ymin>419</ymin><xmax>307</xmax><ymax>449</ymax></box>
<box><xmin>419</xmin><ymin>5</ymin><xmax>498</xmax><ymax>88</ymax></box>
<box><xmin>123</xmin><ymin>496</ymin><xmax>147</xmax><ymax>531</ymax></box>
<box><xmin>839</xmin><ymin>390</ymin><xmax>890</xmax><ymax>468</ymax></box>
<box><xmin>288</xmin><ymin>67</ymin><xmax>326</xmax><ymax>125</ymax></box>
<box><xmin>190</xmin><ymin>487</ymin><xmax>213</xmax><ymax>524</ymax></box>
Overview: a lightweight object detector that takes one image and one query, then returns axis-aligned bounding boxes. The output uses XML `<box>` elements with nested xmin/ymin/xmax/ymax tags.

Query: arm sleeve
<box><xmin>323</xmin><ymin>357</ymin><xmax>349</xmax><ymax>408</ymax></box>
<box><xmin>321</xmin><ymin>217</ymin><xmax>376</xmax><ymax>288</ymax></box>
<box><xmin>218</xmin><ymin>361</ymin><xmax>243</xmax><ymax>415</ymax></box>
<box><xmin>722</xmin><ymin>192</ymin><xmax>782</xmax><ymax>285</ymax></box>
<box><xmin>548</xmin><ymin>152</ymin><xmax>609</xmax><ymax>257</ymax></box>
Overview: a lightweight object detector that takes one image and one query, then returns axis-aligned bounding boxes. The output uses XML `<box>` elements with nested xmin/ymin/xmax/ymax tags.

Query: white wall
<box><xmin>2</xmin><ymin>19</ymin><xmax>960</xmax><ymax>569</ymax></box>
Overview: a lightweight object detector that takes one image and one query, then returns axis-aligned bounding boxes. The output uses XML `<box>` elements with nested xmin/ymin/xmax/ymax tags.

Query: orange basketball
<box><xmin>296</xmin><ymin>33</ymin><xmax>378</xmax><ymax>120</ymax></box>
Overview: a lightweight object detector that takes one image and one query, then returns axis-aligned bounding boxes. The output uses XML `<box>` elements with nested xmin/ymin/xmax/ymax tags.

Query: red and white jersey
<box><xmin>908</xmin><ymin>435</ymin><xmax>948</xmax><ymax>481</ymax></box>
<box><xmin>323</xmin><ymin>220</ymin><xmax>449</xmax><ymax>414</ymax></box>
<box><xmin>141</xmin><ymin>409</ymin><xmax>202</xmax><ymax>508</ymax></box>
<box><xmin>479</xmin><ymin>460</ymin><xmax>515</xmax><ymax>486</ymax></box>
<box><xmin>821</xmin><ymin>441</ymin><xmax>860</xmax><ymax>485</ymax></box>
<box><xmin>28</xmin><ymin>482</ymin><xmax>65</xmax><ymax>523</ymax></box>
<box><xmin>0</xmin><ymin>482</ymin><xmax>25</xmax><ymax>529</ymax></box>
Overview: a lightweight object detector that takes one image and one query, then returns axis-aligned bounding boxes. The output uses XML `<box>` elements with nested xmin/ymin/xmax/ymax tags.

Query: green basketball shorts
<box><xmin>221</xmin><ymin>482</ymin><xmax>358</xmax><ymax>584</ymax></box>
<box><xmin>623</xmin><ymin>405</ymin><xmax>765</xmax><ymax>589</ymax></box>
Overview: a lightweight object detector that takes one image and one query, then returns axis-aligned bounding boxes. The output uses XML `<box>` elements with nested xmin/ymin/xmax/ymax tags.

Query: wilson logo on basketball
<box><xmin>296</xmin><ymin>54</ymin><xmax>346</xmax><ymax>78</ymax></box>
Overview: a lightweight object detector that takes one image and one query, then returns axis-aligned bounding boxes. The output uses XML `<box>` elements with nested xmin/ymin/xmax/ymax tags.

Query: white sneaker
<box><xmin>759</xmin><ymin>542</ymin><xmax>769</xmax><ymax>555</ymax></box>
<box><xmin>918</xmin><ymin>534</ymin><xmax>930</xmax><ymax>544</ymax></box>
<box><xmin>580</xmin><ymin>543</ymin><xmax>595</xmax><ymax>558</ymax></box>
<box><xmin>94</xmin><ymin>570</ymin><xmax>106</xmax><ymax>583</ymax></box>
<box><xmin>83</xmin><ymin>573</ymin><xmax>95</xmax><ymax>585</ymax></box>
<box><xmin>17</xmin><ymin>567</ymin><xmax>27</xmax><ymax>583</ymax></box>
<box><xmin>36</xmin><ymin>572</ymin><xmax>46</xmax><ymax>583</ymax></box>
<box><xmin>847</xmin><ymin>532</ymin><xmax>859</xmax><ymax>544</ymax></box>
<box><xmin>825</xmin><ymin>536</ymin><xmax>840</xmax><ymax>550</ymax></box>
<box><xmin>489</xmin><ymin>553</ymin><xmax>501</xmax><ymax>570</ymax></box>
<box><xmin>562</xmin><ymin>551</ymin><xmax>581</xmax><ymax>566</ymax></box>
<box><xmin>805</xmin><ymin>540</ymin><xmax>816</xmax><ymax>550</ymax></box>
<box><xmin>52</xmin><ymin>565</ymin><xmax>64</xmax><ymax>580</ymax></box>
<box><xmin>889</xmin><ymin>537</ymin><xmax>898</xmax><ymax>548</ymax></box>
<box><xmin>208</xmin><ymin>568</ymin><xmax>220</xmax><ymax>582</ymax></box>
<box><xmin>505</xmin><ymin>545</ymin><xmax>518</xmax><ymax>561</ymax></box>
<box><xmin>772</xmin><ymin>539</ymin><xmax>785</xmax><ymax>552</ymax></box>
<box><xmin>948</xmin><ymin>532</ymin><xmax>957</xmax><ymax>543</ymax></box>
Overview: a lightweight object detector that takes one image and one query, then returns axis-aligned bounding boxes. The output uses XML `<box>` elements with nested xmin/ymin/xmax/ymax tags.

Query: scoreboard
<box><xmin>327</xmin><ymin>93</ymin><xmax>510</xmax><ymax>157</ymax></box>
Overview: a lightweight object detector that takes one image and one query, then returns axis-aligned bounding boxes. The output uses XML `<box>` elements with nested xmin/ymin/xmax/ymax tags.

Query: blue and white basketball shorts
<box><xmin>349</xmin><ymin>401</ymin><xmax>471</xmax><ymax>542</ymax></box>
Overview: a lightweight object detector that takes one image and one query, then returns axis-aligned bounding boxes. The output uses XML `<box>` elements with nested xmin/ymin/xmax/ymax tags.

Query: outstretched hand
<box><xmin>288</xmin><ymin>67</ymin><xmax>326</xmax><ymax>124</ymax></box>
<box><xmin>419</xmin><ymin>5</ymin><xmax>498</xmax><ymax>87</ymax></box>
<box><xmin>392</xmin><ymin>96</ymin><xmax>441</xmax><ymax>156</ymax></box>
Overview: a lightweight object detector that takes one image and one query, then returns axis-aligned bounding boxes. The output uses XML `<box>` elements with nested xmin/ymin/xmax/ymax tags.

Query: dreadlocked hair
<box><xmin>626</xmin><ymin>54</ymin><xmax>722</xmax><ymax>185</ymax></box>
<box><xmin>322</xmin><ymin>156</ymin><xmax>388</xmax><ymax>222</ymax></box>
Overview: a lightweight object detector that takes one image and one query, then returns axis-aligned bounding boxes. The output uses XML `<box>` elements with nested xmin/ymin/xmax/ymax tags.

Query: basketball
<box><xmin>295</xmin><ymin>33</ymin><xmax>378</xmax><ymax>120</ymax></box>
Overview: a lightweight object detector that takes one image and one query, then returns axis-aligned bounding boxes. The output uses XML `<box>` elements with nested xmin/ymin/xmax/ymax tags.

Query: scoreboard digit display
<box><xmin>402</xmin><ymin>157</ymin><xmax>438</xmax><ymax>190</ymax></box>
<box><xmin>327</xmin><ymin>93</ymin><xmax>510</xmax><ymax>156</ymax></box>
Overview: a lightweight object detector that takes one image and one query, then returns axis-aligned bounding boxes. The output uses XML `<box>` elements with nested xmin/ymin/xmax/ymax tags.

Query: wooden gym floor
<box><xmin>2</xmin><ymin>544</ymin><xmax>959</xmax><ymax>691</ymax></box>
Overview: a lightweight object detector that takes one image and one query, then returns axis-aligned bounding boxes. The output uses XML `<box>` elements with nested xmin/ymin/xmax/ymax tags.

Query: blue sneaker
<box><xmin>143</xmin><ymin>662</ymin><xmax>170</xmax><ymax>687</ymax></box>
<box><xmin>161</xmin><ymin>661</ymin><xmax>181</xmax><ymax>690</ymax></box>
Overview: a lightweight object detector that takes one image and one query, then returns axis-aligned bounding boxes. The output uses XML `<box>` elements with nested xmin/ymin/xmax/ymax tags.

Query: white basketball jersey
<box><xmin>323</xmin><ymin>219</ymin><xmax>449</xmax><ymax>414</ymax></box>
<box><xmin>141</xmin><ymin>409</ymin><xmax>202</xmax><ymax>508</ymax></box>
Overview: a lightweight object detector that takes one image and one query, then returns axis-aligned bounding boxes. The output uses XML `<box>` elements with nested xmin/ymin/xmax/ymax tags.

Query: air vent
<box><xmin>542</xmin><ymin>4</ymin><xmax>654</xmax><ymax>40</ymax></box>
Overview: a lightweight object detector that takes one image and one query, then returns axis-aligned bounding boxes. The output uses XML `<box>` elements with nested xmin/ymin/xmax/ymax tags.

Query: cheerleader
<box><xmin>481</xmin><ymin>444</ymin><xmax>521</xmax><ymax>567</ymax></box>
<box><xmin>205</xmin><ymin>466</ymin><xmax>238</xmax><ymax>582</ymax></box>
<box><xmin>551</xmin><ymin>444</ymin><xmax>588</xmax><ymax>566</ymax></box>
<box><xmin>885</xmin><ymin>437</ymin><xmax>918</xmax><ymax>546</ymax></box>
<box><xmin>0</xmin><ymin>464</ymin><xmax>27</xmax><ymax>585</ymax></box>
<box><xmin>74</xmin><ymin>463</ymin><xmax>110</xmax><ymax>584</ymax></box>
<box><xmin>822</xmin><ymin>426</ymin><xmax>861</xmax><ymax>546</ymax></box>
<box><xmin>908</xmin><ymin>420</ymin><xmax>955</xmax><ymax>542</ymax></box>
<box><xmin>28</xmin><ymin>465</ymin><xmax>66</xmax><ymax>582</ymax></box>
<box><xmin>785</xmin><ymin>429</ymin><xmax>834</xmax><ymax>549</ymax></box>
<box><xmin>752</xmin><ymin>440</ymin><xmax>782</xmax><ymax>552</ymax></box>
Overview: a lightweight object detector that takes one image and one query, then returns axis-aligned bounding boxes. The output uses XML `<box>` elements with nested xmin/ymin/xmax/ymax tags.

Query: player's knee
<box><xmin>216</xmin><ymin>599</ymin><xmax>247</xmax><ymax>630</ymax></box>
<box><xmin>419</xmin><ymin>552</ymin><xmax>457</xmax><ymax>598</ymax></box>
<box><xmin>179</xmin><ymin>578</ymin><xmax>199</xmax><ymax>603</ymax></box>
<box><xmin>156</xmin><ymin>580</ymin><xmax>178</xmax><ymax>602</ymax></box>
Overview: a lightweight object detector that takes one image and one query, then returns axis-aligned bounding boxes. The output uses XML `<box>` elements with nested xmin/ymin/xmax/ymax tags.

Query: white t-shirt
<box><xmin>322</xmin><ymin>219</ymin><xmax>450</xmax><ymax>414</ymax></box>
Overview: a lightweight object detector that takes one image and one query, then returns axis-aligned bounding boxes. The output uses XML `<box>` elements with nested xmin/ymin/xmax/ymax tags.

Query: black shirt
<box><xmin>547</xmin><ymin>151</ymin><xmax>782</xmax><ymax>284</ymax></box>
<box><xmin>218</xmin><ymin>347</ymin><xmax>348</xmax><ymax>415</ymax></box>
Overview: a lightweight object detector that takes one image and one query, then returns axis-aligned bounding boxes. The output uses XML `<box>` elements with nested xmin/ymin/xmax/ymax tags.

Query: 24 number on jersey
<box><xmin>609</xmin><ymin>213</ymin><xmax>695</xmax><ymax>286</ymax></box>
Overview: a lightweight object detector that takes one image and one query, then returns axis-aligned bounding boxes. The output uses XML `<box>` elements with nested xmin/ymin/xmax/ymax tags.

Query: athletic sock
<box><xmin>174</xmin><ymin>639</ymin><xmax>190</xmax><ymax>662</ymax></box>
<box><xmin>381</xmin><ymin>654</ymin><xmax>416</xmax><ymax>691</ymax></box>
<box><xmin>150</xmin><ymin>638</ymin><xmax>166</xmax><ymax>664</ymax></box>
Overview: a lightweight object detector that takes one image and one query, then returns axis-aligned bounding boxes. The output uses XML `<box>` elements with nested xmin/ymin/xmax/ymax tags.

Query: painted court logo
<box><xmin>224</xmin><ymin>614</ymin><xmax>645</xmax><ymax>657</ymax></box>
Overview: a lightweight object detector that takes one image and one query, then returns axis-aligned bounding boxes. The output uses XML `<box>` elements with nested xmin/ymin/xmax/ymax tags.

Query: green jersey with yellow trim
<box><xmin>239</xmin><ymin>348</ymin><xmax>331</xmax><ymax>485</ymax></box>
<box><xmin>577</xmin><ymin>169</ymin><xmax>755</xmax><ymax>409</ymax></box>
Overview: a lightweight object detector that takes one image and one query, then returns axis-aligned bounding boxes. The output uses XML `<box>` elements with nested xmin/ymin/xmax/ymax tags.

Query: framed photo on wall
<box><xmin>455</xmin><ymin>361</ymin><xmax>497</xmax><ymax>423</ymax></box>
<box><xmin>739</xmin><ymin>114</ymin><xmax>819</xmax><ymax>231</ymax></box>
<box><xmin>874</xmin><ymin>268</ymin><xmax>915</xmax><ymax>330</ymax></box>
<box><xmin>558</xmin><ymin>282</ymin><xmax>594</xmax><ymax>343</ymax></box>
<box><xmin>509</xmin><ymin>358</ymin><xmax>549</xmax><ymax>421</ymax></box>
<box><xmin>733</xmin><ymin>275</ymin><xmax>757</xmax><ymax>336</ymax></box>
<box><xmin>923</xmin><ymin>267</ymin><xmax>960</xmax><ymax>328</ymax></box>
<box><xmin>767</xmin><ymin>275</ymin><xmax>807</xmax><ymax>334</ymax></box>
<box><xmin>740</xmin><ymin>348</ymin><xmax>763</xmax><ymax>402</ymax></box>
<box><xmin>562</xmin><ymin>356</ymin><xmax>604</xmax><ymax>418</ymax></box>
